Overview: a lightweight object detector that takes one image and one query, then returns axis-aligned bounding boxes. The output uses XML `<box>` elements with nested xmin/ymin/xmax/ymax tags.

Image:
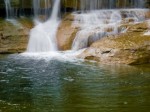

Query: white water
<box><xmin>72</xmin><ymin>9</ymin><xmax>148</xmax><ymax>50</ymax></box>
<box><xmin>27</xmin><ymin>0</ymin><xmax>60</xmax><ymax>52</ymax></box>
<box><xmin>63</xmin><ymin>0</ymin><xmax>146</xmax><ymax>11</ymax></box>
<box><xmin>4</xmin><ymin>0</ymin><xmax>14</xmax><ymax>19</ymax></box>
<box><xmin>22</xmin><ymin>49</ymin><xmax>85</xmax><ymax>62</ymax></box>
<box><xmin>144</xmin><ymin>31</ymin><xmax>150</xmax><ymax>35</ymax></box>
<box><xmin>33</xmin><ymin>0</ymin><xmax>52</xmax><ymax>20</ymax></box>
<box><xmin>79</xmin><ymin>0</ymin><xmax>145</xmax><ymax>11</ymax></box>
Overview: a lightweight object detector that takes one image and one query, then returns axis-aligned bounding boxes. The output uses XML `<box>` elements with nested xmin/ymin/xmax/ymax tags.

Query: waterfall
<box><xmin>70</xmin><ymin>0</ymin><xmax>148</xmax><ymax>50</ymax></box>
<box><xmin>4</xmin><ymin>0</ymin><xmax>14</xmax><ymax>19</ymax></box>
<box><xmin>33</xmin><ymin>0</ymin><xmax>52</xmax><ymax>20</ymax></box>
<box><xmin>72</xmin><ymin>10</ymin><xmax>121</xmax><ymax>50</ymax></box>
<box><xmin>27</xmin><ymin>0</ymin><xmax>60</xmax><ymax>52</ymax></box>
<box><xmin>72</xmin><ymin>9</ymin><xmax>148</xmax><ymax>50</ymax></box>
<box><xmin>51</xmin><ymin>0</ymin><xmax>60</xmax><ymax>19</ymax></box>
<box><xmin>78</xmin><ymin>0</ymin><xmax>146</xmax><ymax>11</ymax></box>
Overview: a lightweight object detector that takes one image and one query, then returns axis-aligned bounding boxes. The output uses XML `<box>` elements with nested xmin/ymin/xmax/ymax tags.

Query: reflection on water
<box><xmin>0</xmin><ymin>54</ymin><xmax>150</xmax><ymax>112</ymax></box>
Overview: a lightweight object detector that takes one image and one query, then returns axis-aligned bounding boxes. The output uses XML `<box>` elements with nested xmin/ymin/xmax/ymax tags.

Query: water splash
<box><xmin>72</xmin><ymin>9</ymin><xmax>148</xmax><ymax>50</ymax></box>
<box><xmin>27</xmin><ymin>0</ymin><xmax>60</xmax><ymax>52</ymax></box>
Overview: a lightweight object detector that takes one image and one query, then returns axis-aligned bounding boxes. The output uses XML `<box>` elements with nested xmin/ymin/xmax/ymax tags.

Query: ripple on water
<box><xmin>0</xmin><ymin>80</ymin><xmax>9</xmax><ymax>83</ymax></box>
<box><xmin>0</xmin><ymin>72</ymin><xmax>8</xmax><ymax>75</ymax></box>
<box><xmin>6</xmin><ymin>68</ymin><xmax>15</xmax><ymax>73</ymax></box>
<box><xmin>0</xmin><ymin>53</ymin><xmax>150</xmax><ymax>112</ymax></box>
<box><xmin>63</xmin><ymin>77</ymin><xmax>75</xmax><ymax>82</ymax></box>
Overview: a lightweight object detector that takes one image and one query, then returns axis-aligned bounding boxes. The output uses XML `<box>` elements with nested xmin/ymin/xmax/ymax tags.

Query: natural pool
<box><xmin>0</xmin><ymin>53</ymin><xmax>150</xmax><ymax>112</ymax></box>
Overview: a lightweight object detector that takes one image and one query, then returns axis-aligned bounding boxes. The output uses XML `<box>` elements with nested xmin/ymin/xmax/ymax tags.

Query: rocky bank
<box><xmin>0</xmin><ymin>12</ymin><xmax>150</xmax><ymax>65</ymax></box>
<box><xmin>78</xmin><ymin>21</ymin><xmax>150</xmax><ymax>65</ymax></box>
<box><xmin>0</xmin><ymin>18</ymin><xmax>33</xmax><ymax>54</ymax></box>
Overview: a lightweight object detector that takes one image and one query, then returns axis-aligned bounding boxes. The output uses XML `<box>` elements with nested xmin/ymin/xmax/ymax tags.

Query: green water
<box><xmin>0</xmin><ymin>54</ymin><xmax>150</xmax><ymax>112</ymax></box>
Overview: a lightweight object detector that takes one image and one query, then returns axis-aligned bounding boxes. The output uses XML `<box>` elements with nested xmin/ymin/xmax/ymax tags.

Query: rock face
<box><xmin>0</xmin><ymin>18</ymin><xmax>33</xmax><ymax>54</ymax></box>
<box><xmin>57</xmin><ymin>14</ymin><xmax>78</xmax><ymax>50</ymax></box>
<box><xmin>62</xmin><ymin>0</ymin><xmax>79</xmax><ymax>10</ymax></box>
<box><xmin>78</xmin><ymin>22</ymin><xmax>150</xmax><ymax>65</ymax></box>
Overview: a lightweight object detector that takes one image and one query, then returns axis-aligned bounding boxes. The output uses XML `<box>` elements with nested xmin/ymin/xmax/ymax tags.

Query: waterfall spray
<box><xmin>27</xmin><ymin>0</ymin><xmax>60</xmax><ymax>52</ymax></box>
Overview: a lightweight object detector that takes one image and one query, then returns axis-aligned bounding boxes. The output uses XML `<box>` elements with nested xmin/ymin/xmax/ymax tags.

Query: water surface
<box><xmin>0</xmin><ymin>54</ymin><xmax>150</xmax><ymax>112</ymax></box>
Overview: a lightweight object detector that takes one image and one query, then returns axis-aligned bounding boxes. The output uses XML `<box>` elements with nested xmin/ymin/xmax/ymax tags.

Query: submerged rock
<box><xmin>0</xmin><ymin>18</ymin><xmax>33</xmax><ymax>54</ymax></box>
<box><xmin>78</xmin><ymin>22</ymin><xmax>150</xmax><ymax>65</ymax></box>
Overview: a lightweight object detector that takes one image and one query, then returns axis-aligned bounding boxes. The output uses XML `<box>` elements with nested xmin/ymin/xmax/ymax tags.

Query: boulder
<box><xmin>0</xmin><ymin>18</ymin><xmax>33</xmax><ymax>54</ymax></box>
<box><xmin>78</xmin><ymin>21</ymin><xmax>150</xmax><ymax>65</ymax></box>
<box><xmin>145</xmin><ymin>11</ymin><xmax>150</xmax><ymax>19</ymax></box>
<box><xmin>57</xmin><ymin>14</ymin><xmax>79</xmax><ymax>50</ymax></box>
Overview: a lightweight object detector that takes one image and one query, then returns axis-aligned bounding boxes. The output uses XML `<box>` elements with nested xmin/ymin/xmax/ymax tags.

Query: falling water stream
<box><xmin>24</xmin><ymin>0</ymin><xmax>149</xmax><ymax>52</ymax></box>
<box><xmin>33</xmin><ymin>0</ymin><xmax>52</xmax><ymax>20</ymax></box>
<box><xmin>4</xmin><ymin>0</ymin><xmax>14</xmax><ymax>19</ymax></box>
<box><xmin>72</xmin><ymin>9</ymin><xmax>148</xmax><ymax>50</ymax></box>
<box><xmin>3</xmin><ymin>0</ymin><xmax>149</xmax><ymax>52</ymax></box>
<box><xmin>79</xmin><ymin>0</ymin><xmax>145</xmax><ymax>10</ymax></box>
<box><xmin>1</xmin><ymin>0</ymin><xmax>150</xmax><ymax>112</ymax></box>
<box><xmin>27</xmin><ymin>0</ymin><xmax>60</xmax><ymax>52</ymax></box>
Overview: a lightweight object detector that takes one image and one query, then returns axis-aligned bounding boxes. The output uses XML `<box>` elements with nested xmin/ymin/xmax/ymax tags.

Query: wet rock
<box><xmin>78</xmin><ymin>22</ymin><xmax>150</xmax><ymax>65</ymax></box>
<box><xmin>0</xmin><ymin>18</ymin><xmax>33</xmax><ymax>54</ymax></box>
<box><xmin>62</xmin><ymin>0</ymin><xmax>79</xmax><ymax>10</ymax></box>
<box><xmin>57</xmin><ymin>14</ymin><xmax>79</xmax><ymax>50</ymax></box>
<box><xmin>145</xmin><ymin>11</ymin><xmax>150</xmax><ymax>19</ymax></box>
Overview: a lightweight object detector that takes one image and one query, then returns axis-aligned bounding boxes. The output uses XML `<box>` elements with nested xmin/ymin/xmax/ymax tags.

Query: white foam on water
<box><xmin>21</xmin><ymin>49</ymin><xmax>85</xmax><ymax>63</ymax></box>
<box><xmin>144</xmin><ymin>31</ymin><xmax>150</xmax><ymax>35</ymax></box>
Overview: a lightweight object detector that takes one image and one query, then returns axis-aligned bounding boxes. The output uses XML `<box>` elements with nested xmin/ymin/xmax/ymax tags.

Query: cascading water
<box><xmin>72</xmin><ymin>10</ymin><xmax>120</xmax><ymax>50</ymax></box>
<box><xmin>27</xmin><ymin>0</ymin><xmax>60</xmax><ymax>52</ymax></box>
<box><xmin>71</xmin><ymin>0</ymin><xmax>148</xmax><ymax>50</ymax></box>
<box><xmin>79</xmin><ymin>0</ymin><xmax>146</xmax><ymax>11</ymax></box>
<box><xmin>62</xmin><ymin>0</ymin><xmax>147</xmax><ymax>11</ymax></box>
<box><xmin>4</xmin><ymin>0</ymin><xmax>23</xmax><ymax>27</ymax></box>
<box><xmin>72</xmin><ymin>9</ymin><xmax>148</xmax><ymax>50</ymax></box>
<box><xmin>33</xmin><ymin>0</ymin><xmax>52</xmax><ymax>21</ymax></box>
<box><xmin>4</xmin><ymin>0</ymin><xmax>14</xmax><ymax>19</ymax></box>
<box><xmin>24</xmin><ymin>0</ymin><xmax>149</xmax><ymax>52</ymax></box>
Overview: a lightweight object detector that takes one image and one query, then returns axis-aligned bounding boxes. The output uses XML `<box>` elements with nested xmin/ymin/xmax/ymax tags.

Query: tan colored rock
<box><xmin>145</xmin><ymin>11</ymin><xmax>150</xmax><ymax>19</ymax></box>
<box><xmin>78</xmin><ymin>22</ymin><xmax>150</xmax><ymax>65</ymax></box>
<box><xmin>57</xmin><ymin>14</ymin><xmax>78</xmax><ymax>50</ymax></box>
<box><xmin>0</xmin><ymin>18</ymin><xmax>33</xmax><ymax>54</ymax></box>
<box><xmin>62</xmin><ymin>0</ymin><xmax>80</xmax><ymax>10</ymax></box>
